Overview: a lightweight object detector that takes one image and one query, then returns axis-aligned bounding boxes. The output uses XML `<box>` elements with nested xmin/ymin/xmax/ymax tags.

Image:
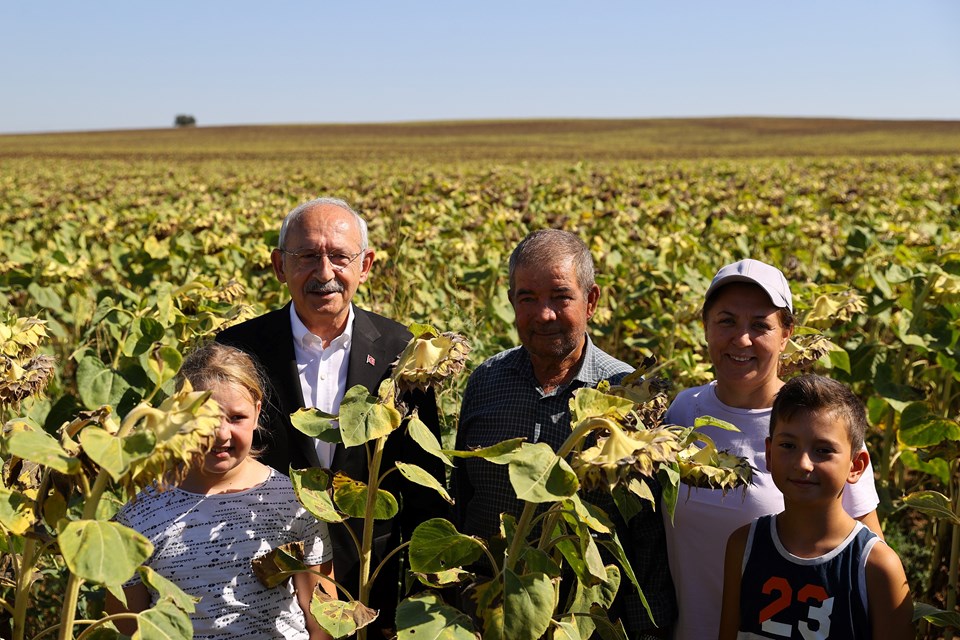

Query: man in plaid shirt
<box><xmin>452</xmin><ymin>229</ymin><xmax>675</xmax><ymax>638</ymax></box>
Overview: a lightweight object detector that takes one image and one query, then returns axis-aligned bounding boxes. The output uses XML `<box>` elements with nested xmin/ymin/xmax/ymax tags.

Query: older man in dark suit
<box><xmin>216</xmin><ymin>197</ymin><xmax>444</xmax><ymax>633</ymax></box>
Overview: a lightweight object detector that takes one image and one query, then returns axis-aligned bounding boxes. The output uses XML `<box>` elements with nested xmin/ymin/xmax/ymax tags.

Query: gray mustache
<box><xmin>306</xmin><ymin>279</ymin><xmax>344</xmax><ymax>294</ymax></box>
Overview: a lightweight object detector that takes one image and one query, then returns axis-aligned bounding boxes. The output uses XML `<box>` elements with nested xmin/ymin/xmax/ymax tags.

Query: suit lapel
<box><xmin>263</xmin><ymin>303</ymin><xmax>305</xmax><ymax>416</ymax></box>
<box><xmin>346</xmin><ymin>308</ymin><xmax>393</xmax><ymax>393</ymax></box>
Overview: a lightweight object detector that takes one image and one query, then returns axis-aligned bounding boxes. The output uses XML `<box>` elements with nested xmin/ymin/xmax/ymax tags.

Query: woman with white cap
<box><xmin>662</xmin><ymin>258</ymin><xmax>882</xmax><ymax>639</ymax></box>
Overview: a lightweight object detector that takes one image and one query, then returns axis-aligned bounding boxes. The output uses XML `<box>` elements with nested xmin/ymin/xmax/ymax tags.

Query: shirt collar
<box><xmin>289</xmin><ymin>303</ymin><xmax>355</xmax><ymax>351</ymax></box>
<box><xmin>513</xmin><ymin>334</ymin><xmax>598</xmax><ymax>393</ymax></box>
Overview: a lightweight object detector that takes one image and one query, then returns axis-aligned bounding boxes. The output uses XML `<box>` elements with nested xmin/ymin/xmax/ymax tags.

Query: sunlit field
<box><xmin>2</xmin><ymin>118</ymin><xmax>958</xmax><ymax>637</ymax></box>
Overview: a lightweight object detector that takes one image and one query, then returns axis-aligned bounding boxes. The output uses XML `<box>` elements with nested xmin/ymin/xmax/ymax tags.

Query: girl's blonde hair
<box><xmin>176</xmin><ymin>344</ymin><xmax>267</xmax><ymax>459</ymax></box>
<box><xmin>176</xmin><ymin>343</ymin><xmax>265</xmax><ymax>405</ymax></box>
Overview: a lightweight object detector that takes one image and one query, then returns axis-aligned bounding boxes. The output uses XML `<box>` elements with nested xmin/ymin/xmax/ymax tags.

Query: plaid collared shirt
<box><xmin>452</xmin><ymin>337</ymin><xmax>676</xmax><ymax>634</ymax></box>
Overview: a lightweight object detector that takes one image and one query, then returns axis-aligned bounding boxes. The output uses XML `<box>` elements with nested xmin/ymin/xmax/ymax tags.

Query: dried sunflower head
<box><xmin>573</xmin><ymin>423</ymin><xmax>682</xmax><ymax>497</ymax></box>
<box><xmin>675</xmin><ymin>433</ymin><xmax>753</xmax><ymax>494</ymax></box>
<box><xmin>0</xmin><ymin>354</ymin><xmax>55</xmax><ymax>407</ymax></box>
<box><xmin>780</xmin><ymin>333</ymin><xmax>840</xmax><ymax>376</ymax></box>
<box><xmin>123</xmin><ymin>382</ymin><xmax>220</xmax><ymax>492</ymax></box>
<box><xmin>391</xmin><ymin>325</ymin><xmax>470</xmax><ymax>392</ymax></box>
<box><xmin>0</xmin><ymin>316</ymin><xmax>55</xmax><ymax>408</ymax></box>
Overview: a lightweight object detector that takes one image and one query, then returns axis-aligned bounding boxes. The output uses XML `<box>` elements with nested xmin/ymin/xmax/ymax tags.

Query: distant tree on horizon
<box><xmin>174</xmin><ymin>114</ymin><xmax>196</xmax><ymax>128</ymax></box>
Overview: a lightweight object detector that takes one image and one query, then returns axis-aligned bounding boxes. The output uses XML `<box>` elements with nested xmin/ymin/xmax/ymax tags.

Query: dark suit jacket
<box><xmin>216</xmin><ymin>303</ymin><xmax>446</xmax><ymax>628</ymax></box>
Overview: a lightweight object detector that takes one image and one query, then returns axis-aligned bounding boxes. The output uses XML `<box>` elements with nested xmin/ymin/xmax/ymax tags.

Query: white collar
<box><xmin>289</xmin><ymin>303</ymin><xmax>355</xmax><ymax>351</ymax></box>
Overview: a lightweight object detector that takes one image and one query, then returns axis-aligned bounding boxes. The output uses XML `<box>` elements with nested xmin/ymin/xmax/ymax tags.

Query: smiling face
<box><xmin>197</xmin><ymin>382</ymin><xmax>261</xmax><ymax>483</ymax></box>
<box><xmin>703</xmin><ymin>283</ymin><xmax>793</xmax><ymax>408</ymax></box>
<box><xmin>765</xmin><ymin>408</ymin><xmax>868</xmax><ymax>507</ymax></box>
<box><xmin>271</xmin><ymin>203</ymin><xmax>374</xmax><ymax>344</ymax></box>
<box><xmin>509</xmin><ymin>257</ymin><xmax>600</xmax><ymax>376</ymax></box>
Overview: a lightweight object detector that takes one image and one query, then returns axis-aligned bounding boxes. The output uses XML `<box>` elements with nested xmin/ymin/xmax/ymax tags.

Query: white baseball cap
<box><xmin>704</xmin><ymin>259</ymin><xmax>793</xmax><ymax>312</ymax></box>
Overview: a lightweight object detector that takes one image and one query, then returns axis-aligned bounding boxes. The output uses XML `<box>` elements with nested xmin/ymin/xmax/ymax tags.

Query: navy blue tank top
<box><xmin>737</xmin><ymin>514</ymin><xmax>880</xmax><ymax>639</ymax></box>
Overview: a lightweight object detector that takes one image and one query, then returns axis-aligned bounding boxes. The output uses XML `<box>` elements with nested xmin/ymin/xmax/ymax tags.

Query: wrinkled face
<box><xmin>509</xmin><ymin>258</ymin><xmax>599</xmax><ymax>365</ymax></box>
<box><xmin>704</xmin><ymin>283</ymin><xmax>792</xmax><ymax>397</ymax></box>
<box><xmin>271</xmin><ymin>204</ymin><xmax>374</xmax><ymax>339</ymax></box>
<box><xmin>201</xmin><ymin>382</ymin><xmax>261</xmax><ymax>479</ymax></box>
<box><xmin>765</xmin><ymin>409</ymin><xmax>866</xmax><ymax>505</ymax></box>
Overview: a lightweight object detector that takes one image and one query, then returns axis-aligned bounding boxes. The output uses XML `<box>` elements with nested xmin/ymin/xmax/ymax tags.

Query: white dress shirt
<box><xmin>289</xmin><ymin>304</ymin><xmax>354</xmax><ymax>468</ymax></box>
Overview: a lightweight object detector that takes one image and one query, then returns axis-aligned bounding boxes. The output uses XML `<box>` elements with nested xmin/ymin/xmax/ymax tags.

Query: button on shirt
<box><xmin>290</xmin><ymin>304</ymin><xmax>353</xmax><ymax>468</ymax></box>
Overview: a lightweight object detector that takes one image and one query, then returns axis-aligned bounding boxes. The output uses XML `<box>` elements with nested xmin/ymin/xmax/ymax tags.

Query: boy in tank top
<box><xmin>718</xmin><ymin>374</ymin><xmax>913</xmax><ymax>640</ymax></box>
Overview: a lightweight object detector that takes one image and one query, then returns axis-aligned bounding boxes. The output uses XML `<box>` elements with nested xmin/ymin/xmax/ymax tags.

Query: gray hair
<box><xmin>508</xmin><ymin>229</ymin><xmax>595</xmax><ymax>295</ymax></box>
<box><xmin>277</xmin><ymin>197</ymin><xmax>369</xmax><ymax>250</ymax></box>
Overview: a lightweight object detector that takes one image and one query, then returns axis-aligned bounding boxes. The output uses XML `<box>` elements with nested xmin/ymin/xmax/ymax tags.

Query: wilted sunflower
<box><xmin>675</xmin><ymin>433</ymin><xmax>753</xmax><ymax>495</ymax></box>
<box><xmin>780</xmin><ymin>333</ymin><xmax>838</xmax><ymax>376</ymax></box>
<box><xmin>0</xmin><ymin>354</ymin><xmax>55</xmax><ymax>407</ymax></box>
<box><xmin>573</xmin><ymin>422</ymin><xmax>682</xmax><ymax>497</ymax></box>
<box><xmin>123</xmin><ymin>382</ymin><xmax>221</xmax><ymax>492</ymax></box>
<box><xmin>0</xmin><ymin>316</ymin><xmax>55</xmax><ymax>408</ymax></box>
<box><xmin>392</xmin><ymin>326</ymin><xmax>470</xmax><ymax>392</ymax></box>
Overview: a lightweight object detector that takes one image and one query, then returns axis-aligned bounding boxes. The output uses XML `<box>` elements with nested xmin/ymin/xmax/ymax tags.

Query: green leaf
<box><xmin>146</xmin><ymin>346</ymin><xmax>182</xmax><ymax>388</ymax></box>
<box><xmin>412</xmin><ymin>567</ymin><xmax>472</xmax><ymax>588</ymax></box>
<box><xmin>555</xmin><ymin>514</ymin><xmax>606</xmax><ymax>586</ymax></box>
<box><xmin>589</xmin><ymin>604</ymin><xmax>629</xmax><ymax>640</ymax></box>
<box><xmin>898</xmin><ymin>402</ymin><xmax>960</xmax><ymax>447</ymax></box>
<box><xmin>338</xmin><ymin>385</ymin><xmax>402</xmax><ymax>447</ymax></box>
<box><xmin>138</xmin><ymin>566</ymin><xmax>198</xmax><ymax>613</ymax></box>
<box><xmin>6</xmin><ymin>430</ymin><xmax>81</xmax><ymax>475</ymax></box>
<box><xmin>568</xmin><ymin>565</ymin><xmax>621</xmax><ymax>639</ymax></box>
<box><xmin>902</xmin><ymin>491</ymin><xmax>960</xmax><ymax>525</ymax></box>
<box><xmin>408</xmin><ymin>323</ymin><xmax>439</xmax><ymax>339</ymax></box>
<box><xmin>564</xmin><ymin>494</ymin><xmax>612</xmax><ymax>534</ymax></box>
<box><xmin>396</xmin><ymin>591</ymin><xmax>477</xmax><ymax>639</ymax></box>
<box><xmin>658</xmin><ymin>463</ymin><xmax>680</xmax><ymax>524</ymax></box>
<box><xmin>77</xmin><ymin>356</ymin><xmax>132</xmax><ymax>410</ymax></box>
<box><xmin>502</xmin><ymin>569</ymin><xmax>556</xmax><ymax>640</ymax></box>
<box><xmin>396</xmin><ymin>462</ymin><xmax>453</xmax><ymax>504</ymax></box>
<box><xmin>0</xmin><ymin>487</ymin><xmax>35</xmax><ymax>535</ymax></box>
<box><xmin>79</xmin><ymin>427</ymin><xmax>156</xmax><ymax>481</ymax></box>
<box><xmin>569</xmin><ymin>387</ymin><xmax>635</xmax><ymax>425</ymax></box>
<box><xmin>289</xmin><ymin>467</ymin><xmax>345</xmax><ymax>523</ymax></box>
<box><xmin>59</xmin><ymin>520</ymin><xmax>153</xmax><ymax>586</ymax></box>
<box><xmin>137</xmin><ymin>597</ymin><xmax>193</xmax><ymax>640</ymax></box>
<box><xmin>597</xmin><ymin>530</ymin><xmax>652</xmax><ymax>623</ymax></box>
<box><xmin>408</xmin><ymin>518</ymin><xmax>483</xmax><ymax>573</ymax></box>
<box><xmin>332</xmin><ymin>473</ymin><xmax>398</xmax><ymax>520</ymax></box>
<box><xmin>508</xmin><ymin>442</ymin><xmax>579</xmax><ymax>503</ymax></box>
<box><xmin>442</xmin><ymin>437</ymin><xmax>524</xmax><ymax>462</ymax></box>
<box><xmin>553</xmin><ymin>617</ymin><xmax>585</xmax><ymax>640</ymax></box>
<box><xmin>913</xmin><ymin>601</ymin><xmax>960</xmax><ymax>628</ymax></box>
<box><xmin>311</xmin><ymin>593</ymin><xmax>377</xmax><ymax>639</ymax></box>
<box><xmin>252</xmin><ymin>541</ymin><xmax>308</xmax><ymax>588</ymax></box>
<box><xmin>27</xmin><ymin>282</ymin><xmax>63</xmax><ymax>310</ymax></box>
<box><xmin>290</xmin><ymin>407</ymin><xmax>342</xmax><ymax>443</ymax></box>
<box><xmin>898</xmin><ymin>451</ymin><xmax>950</xmax><ymax>485</ymax></box>
<box><xmin>825</xmin><ymin>348</ymin><xmax>851</xmax><ymax>373</ymax></box>
<box><xmin>406</xmin><ymin>413</ymin><xmax>453</xmax><ymax>467</ymax></box>
<box><xmin>518</xmin><ymin>547</ymin><xmax>561</xmax><ymax>578</ymax></box>
<box><xmin>693</xmin><ymin>415</ymin><xmax>740</xmax><ymax>431</ymax></box>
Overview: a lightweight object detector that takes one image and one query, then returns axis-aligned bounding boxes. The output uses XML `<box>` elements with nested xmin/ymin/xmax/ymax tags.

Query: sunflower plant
<box><xmin>282</xmin><ymin>342</ymin><xmax>751</xmax><ymax>639</ymax></box>
<box><xmin>0</xmin><ymin>315</ymin><xmax>220</xmax><ymax>640</ymax></box>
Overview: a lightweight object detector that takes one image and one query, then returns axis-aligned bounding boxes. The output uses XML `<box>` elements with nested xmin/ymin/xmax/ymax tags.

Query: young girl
<box><xmin>109</xmin><ymin>343</ymin><xmax>336</xmax><ymax>639</ymax></box>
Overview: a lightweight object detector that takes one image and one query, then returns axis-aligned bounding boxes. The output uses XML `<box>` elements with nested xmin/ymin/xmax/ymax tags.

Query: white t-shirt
<box><xmin>662</xmin><ymin>381</ymin><xmax>880</xmax><ymax>640</ymax></box>
<box><xmin>115</xmin><ymin>469</ymin><xmax>332</xmax><ymax>639</ymax></box>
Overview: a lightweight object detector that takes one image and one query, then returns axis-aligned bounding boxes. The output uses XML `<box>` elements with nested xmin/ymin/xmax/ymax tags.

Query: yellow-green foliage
<box><xmin>1</xmin><ymin>122</ymin><xmax>959</xmax><ymax>630</ymax></box>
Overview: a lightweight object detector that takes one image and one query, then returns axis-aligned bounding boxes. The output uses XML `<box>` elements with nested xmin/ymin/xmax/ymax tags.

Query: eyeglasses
<box><xmin>279</xmin><ymin>248</ymin><xmax>365</xmax><ymax>271</ymax></box>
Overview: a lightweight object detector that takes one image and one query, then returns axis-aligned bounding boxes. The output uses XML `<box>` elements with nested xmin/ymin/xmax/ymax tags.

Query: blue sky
<box><xmin>2</xmin><ymin>1</ymin><xmax>958</xmax><ymax>134</ymax></box>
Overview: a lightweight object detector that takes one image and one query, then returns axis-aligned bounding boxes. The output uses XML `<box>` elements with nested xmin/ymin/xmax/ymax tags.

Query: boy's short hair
<box><xmin>770</xmin><ymin>374</ymin><xmax>867</xmax><ymax>453</ymax></box>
